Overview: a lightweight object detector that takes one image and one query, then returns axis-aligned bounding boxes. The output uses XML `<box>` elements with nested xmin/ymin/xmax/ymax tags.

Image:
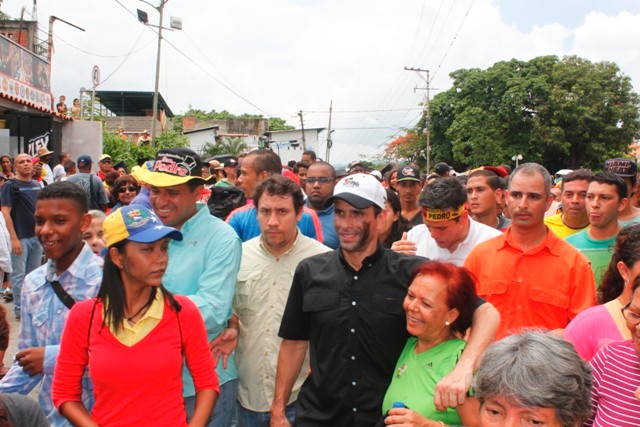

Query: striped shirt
<box><xmin>586</xmin><ymin>339</ymin><xmax>640</xmax><ymax>426</ymax></box>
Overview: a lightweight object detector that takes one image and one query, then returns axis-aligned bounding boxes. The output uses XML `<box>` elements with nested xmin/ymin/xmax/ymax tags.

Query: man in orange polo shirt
<box><xmin>465</xmin><ymin>163</ymin><xmax>596</xmax><ymax>339</ymax></box>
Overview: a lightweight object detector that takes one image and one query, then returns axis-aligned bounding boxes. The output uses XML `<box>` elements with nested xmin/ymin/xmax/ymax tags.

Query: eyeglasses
<box><xmin>621</xmin><ymin>303</ymin><xmax>640</xmax><ymax>326</ymax></box>
<box><xmin>306</xmin><ymin>177</ymin><xmax>333</xmax><ymax>185</ymax></box>
<box><xmin>118</xmin><ymin>186</ymin><xmax>139</xmax><ymax>194</ymax></box>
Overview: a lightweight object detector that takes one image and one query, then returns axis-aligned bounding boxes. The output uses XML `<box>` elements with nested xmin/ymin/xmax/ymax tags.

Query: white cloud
<box><xmin>3</xmin><ymin>0</ymin><xmax>640</xmax><ymax>165</ymax></box>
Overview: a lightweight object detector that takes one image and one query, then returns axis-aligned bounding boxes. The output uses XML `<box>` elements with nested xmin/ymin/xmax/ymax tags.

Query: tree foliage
<box><xmin>102</xmin><ymin>128</ymin><xmax>189</xmax><ymax>169</ymax></box>
<box><xmin>394</xmin><ymin>55</ymin><xmax>640</xmax><ymax>172</ymax></box>
<box><xmin>172</xmin><ymin>107</ymin><xmax>294</xmax><ymax>132</ymax></box>
<box><xmin>199</xmin><ymin>137</ymin><xmax>248</xmax><ymax>159</ymax></box>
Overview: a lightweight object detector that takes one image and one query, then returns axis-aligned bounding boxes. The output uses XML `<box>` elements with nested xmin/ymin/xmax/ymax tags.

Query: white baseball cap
<box><xmin>326</xmin><ymin>173</ymin><xmax>387</xmax><ymax>210</ymax></box>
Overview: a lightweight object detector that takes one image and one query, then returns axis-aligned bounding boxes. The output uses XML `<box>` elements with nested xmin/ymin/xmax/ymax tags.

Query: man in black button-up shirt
<box><xmin>271</xmin><ymin>174</ymin><xmax>499</xmax><ymax>427</ymax></box>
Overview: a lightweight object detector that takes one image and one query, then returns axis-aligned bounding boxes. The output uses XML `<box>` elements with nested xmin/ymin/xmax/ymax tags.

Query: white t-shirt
<box><xmin>407</xmin><ymin>218</ymin><xmax>502</xmax><ymax>266</ymax></box>
<box><xmin>52</xmin><ymin>164</ymin><xmax>66</xmax><ymax>181</ymax></box>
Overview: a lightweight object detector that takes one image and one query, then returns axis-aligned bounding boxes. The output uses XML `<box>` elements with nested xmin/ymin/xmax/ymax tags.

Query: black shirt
<box><xmin>0</xmin><ymin>179</ymin><xmax>40</xmax><ymax>239</ymax></box>
<box><xmin>279</xmin><ymin>245</ymin><xmax>426</xmax><ymax>427</ymax></box>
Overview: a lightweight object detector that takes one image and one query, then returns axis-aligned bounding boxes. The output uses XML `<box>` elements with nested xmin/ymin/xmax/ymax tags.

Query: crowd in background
<box><xmin>0</xmin><ymin>146</ymin><xmax>637</xmax><ymax>426</ymax></box>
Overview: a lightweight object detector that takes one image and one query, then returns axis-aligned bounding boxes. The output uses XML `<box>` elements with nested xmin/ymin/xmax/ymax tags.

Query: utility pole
<box><xmin>404</xmin><ymin>67</ymin><xmax>434</xmax><ymax>173</ymax></box>
<box><xmin>326</xmin><ymin>100</ymin><xmax>333</xmax><ymax>163</ymax></box>
<box><xmin>298</xmin><ymin>110</ymin><xmax>307</xmax><ymax>151</ymax></box>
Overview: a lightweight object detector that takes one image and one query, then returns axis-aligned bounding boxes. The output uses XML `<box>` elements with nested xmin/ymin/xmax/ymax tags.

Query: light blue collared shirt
<box><xmin>163</xmin><ymin>204</ymin><xmax>242</xmax><ymax>396</ymax></box>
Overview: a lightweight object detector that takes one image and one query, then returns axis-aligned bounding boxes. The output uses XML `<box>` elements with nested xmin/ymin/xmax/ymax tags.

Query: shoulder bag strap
<box><xmin>49</xmin><ymin>280</ymin><xmax>76</xmax><ymax>309</ymax></box>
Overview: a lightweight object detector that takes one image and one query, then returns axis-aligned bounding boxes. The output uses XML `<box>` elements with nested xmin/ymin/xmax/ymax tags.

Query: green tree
<box><xmin>102</xmin><ymin>128</ymin><xmax>189</xmax><ymax>169</ymax></box>
<box><xmin>200</xmin><ymin>136</ymin><xmax>247</xmax><ymax>158</ymax></box>
<box><xmin>268</xmin><ymin>117</ymin><xmax>295</xmax><ymax>131</ymax></box>
<box><xmin>421</xmin><ymin>55</ymin><xmax>640</xmax><ymax>172</ymax></box>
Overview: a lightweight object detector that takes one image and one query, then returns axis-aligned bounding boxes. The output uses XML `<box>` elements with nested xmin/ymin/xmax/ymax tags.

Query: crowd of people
<box><xmin>0</xmin><ymin>146</ymin><xmax>637</xmax><ymax>426</ymax></box>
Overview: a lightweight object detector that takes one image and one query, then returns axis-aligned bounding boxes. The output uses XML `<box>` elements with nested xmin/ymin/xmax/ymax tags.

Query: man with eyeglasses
<box><xmin>304</xmin><ymin>161</ymin><xmax>339</xmax><ymax>249</ymax></box>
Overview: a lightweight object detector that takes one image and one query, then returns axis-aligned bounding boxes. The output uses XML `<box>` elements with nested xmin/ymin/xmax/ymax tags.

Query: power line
<box><xmin>301</xmin><ymin>107</ymin><xmax>422</xmax><ymax>114</ymax></box>
<box><xmin>113</xmin><ymin>0</ymin><xmax>269</xmax><ymax>115</ymax></box>
<box><xmin>432</xmin><ymin>0</ymin><xmax>476</xmax><ymax>80</ymax></box>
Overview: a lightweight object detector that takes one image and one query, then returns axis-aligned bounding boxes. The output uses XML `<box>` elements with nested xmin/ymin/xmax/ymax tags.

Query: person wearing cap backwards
<box><xmin>396</xmin><ymin>164</ymin><xmax>424</xmax><ymax>228</ymax></box>
<box><xmin>604</xmin><ymin>157</ymin><xmax>640</xmax><ymax>226</ymax></box>
<box><xmin>96</xmin><ymin>154</ymin><xmax>113</xmax><ymax>181</ymax></box>
<box><xmin>392</xmin><ymin>177</ymin><xmax>502</xmax><ymax>265</ymax></box>
<box><xmin>271</xmin><ymin>173</ymin><xmax>500</xmax><ymax>427</ymax></box>
<box><xmin>228</xmin><ymin>149</ymin><xmax>323</xmax><ymax>243</ymax></box>
<box><xmin>65</xmin><ymin>155</ymin><xmax>109</xmax><ymax>212</ymax></box>
<box><xmin>36</xmin><ymin>147</ymin><xmax>55</xmax><ymax>185</ymax></box>
<box><xmin>0</xmin><ymin>182</ymin><xmax>102</xmax><ymax>426</ymax></box>
<box><xmin>53</xmin><ymin>205</ymin><xmax>218</xmax><ymax>427</ymax></box>
<box><xmin>544</xmin><ymin>169</ymin><xmax>593</xmax><ymax>239</ymax></box>
<box><xmin>466</xmin><ymin>167</ymin><xmax>511</xmax><ymax>230</ymax></box>
<box><xmin>216</xmin><ymin>158</ymin><xmax>238</xmax><ymax>187</ymax></box>
<box><xmin>144</xmin><ymin>147</ymin><xmax>241</xmax><ymax>427</ymax></box>
<box><xmin>465</xmin><ymin>163</ymin><xmax>596</xmax><ymax>339</ymax></box>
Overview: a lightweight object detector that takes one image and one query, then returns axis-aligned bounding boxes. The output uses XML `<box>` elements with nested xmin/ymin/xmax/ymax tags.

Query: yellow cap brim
<box><xmin>143</xmin><ymin>170</ymin><xmax>212</xmax><ymax>187</ymax></box>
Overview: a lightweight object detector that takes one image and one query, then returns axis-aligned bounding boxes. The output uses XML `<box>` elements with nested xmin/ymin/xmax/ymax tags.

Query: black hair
<box><xmin>419</xmin><ymin>177</ymin><xmax>467</xmax><ymax>211</ymax></box>
<box><xmin>99</xmin><ymin>241</ymin><xmax>181</xmax><ymax>333</ymax></box>
<box><xmin>590</xmin><ymin>172</ymin><xmax>628</xmax><ymax>199</ymax></box>
<box><xmin>245</xmin><ymin>149</ymin><xmax>282</xmax><ymax>175</ymax></box>
<box><xmin>468</xmin><ymin>169</ymin><xmax>503</xmax><ymax>191</ymax></box>
<box><xmin>63</xmin><ymin>160</ymin><xmax>76</xmax><ymax>173</ymax></box>
<box><xmin>380</xmin><ymin>188</ymin><xmax>410</xmax><ymax>248</ymax></box>
<box><xmin>36</xmin><ymin>181</ymin><xmax>88</xmax><ymax>213</ymax></box>
<box><xmin>561</xmin><ymin>169</ymin><xmax>593</xmax><ymax>191</ymax></box>
<box><xmin>253</xmin><ymin>174</ymin><xmax>304</xmax><ymax>214</ymax></box>
<box><xmin>302</xmin><ymin>150</ymin><xmax>317</xmax><ymax>161</ymax></box>
<box><xmin>293</xmin><ymin>162</ymin><xmax>310</xmax><ymax>174</ymax></box>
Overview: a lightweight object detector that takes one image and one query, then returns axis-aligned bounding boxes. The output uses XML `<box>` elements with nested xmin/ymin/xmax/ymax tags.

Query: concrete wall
<box><xmin>269</xmin><ymin>129</ymin><xmax>322</xmax><ymax>165</ymax></box>
<box><xmin>61</xmin><ymin>120</ymin><xmax>103</xmax><ymax>172</ymax></box>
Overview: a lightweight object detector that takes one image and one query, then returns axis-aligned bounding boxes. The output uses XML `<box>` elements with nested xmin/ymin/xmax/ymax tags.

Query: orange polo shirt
<box><xmin>464</xmin><ymin>227</ymin><xmax>596</xmax><ymax>339</ymax></box>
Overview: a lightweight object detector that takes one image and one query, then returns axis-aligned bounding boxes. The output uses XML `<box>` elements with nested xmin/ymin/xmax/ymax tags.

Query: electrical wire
<box><xmin>97</xmin><ymin>27</ymin><xmax>146</xmax><ymax>85</ymax></box>
<box><xmin>432</xmin><ymin>0</ymin><xmax>476</xmax><ymax>80</ymax></box>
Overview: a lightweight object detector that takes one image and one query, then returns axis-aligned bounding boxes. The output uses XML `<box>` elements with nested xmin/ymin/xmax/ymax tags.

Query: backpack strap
<box><xmin>88</xmin><ymin>174</ymin><xmax>98</xmax><ymax>209</ymax></box>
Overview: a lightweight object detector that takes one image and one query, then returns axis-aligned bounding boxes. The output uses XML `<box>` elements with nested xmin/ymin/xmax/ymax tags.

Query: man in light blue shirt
<box><xmin>0</xmin><ymin>182</ymin><xmax>102</xmax><ymax>426</ymax></box>
<box><xmin>145</xmin><ymin>148</ymin><xmax>242</xmax><ymax>427</ymax></box>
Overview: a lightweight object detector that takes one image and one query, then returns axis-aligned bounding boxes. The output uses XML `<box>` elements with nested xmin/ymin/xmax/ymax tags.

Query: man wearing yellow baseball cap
<box><xmin>144</xmin><ymin>147</ymin><xmax>241</xmax><ymax>426</ymax></box>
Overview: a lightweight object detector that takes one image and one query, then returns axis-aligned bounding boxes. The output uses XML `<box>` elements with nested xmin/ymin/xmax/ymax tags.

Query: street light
<box><xmin>511</xmin><ymin>154</ymin><xmax>523</xmax><ymax>168</ymax></box>
<box><xmin>137</xmin><ymin>0</ymin><xmax>181</xmax><ymax>146</ymax></box>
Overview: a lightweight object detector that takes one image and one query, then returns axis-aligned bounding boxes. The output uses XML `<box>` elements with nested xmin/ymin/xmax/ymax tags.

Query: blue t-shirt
<box><xmin>307</xmin><ymin>203</ymin><xmax>339</xmax><ymax>249</ymax></box>
<box><xmin>228</xmin><ymin>205</ymin><xmax>320</xmax><ymax>242</ymax></box>
<box><xmin>0</xmin><ymin>179</ymin><xmax>40</xmax><ymax>239</ymax></box>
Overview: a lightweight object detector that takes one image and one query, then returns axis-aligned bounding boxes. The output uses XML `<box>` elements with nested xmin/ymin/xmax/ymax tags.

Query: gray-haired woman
<box><xmin>474</xmin><ymin>331</ymin><xmax>592</xmax><ymax>427</ymax></box>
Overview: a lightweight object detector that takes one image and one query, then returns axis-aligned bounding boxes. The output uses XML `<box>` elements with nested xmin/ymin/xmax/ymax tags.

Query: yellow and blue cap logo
<box><xmin>103</xmin><ymin>205</ymin><xmax>183</xmax><ymax>247</ymax></box>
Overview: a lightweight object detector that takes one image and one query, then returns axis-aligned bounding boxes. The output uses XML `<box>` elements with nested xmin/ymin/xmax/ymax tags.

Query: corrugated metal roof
<box><xmin>95</xmin><ymin>90</ymin><xmax>175</xmax><ymax>117</ymax></box>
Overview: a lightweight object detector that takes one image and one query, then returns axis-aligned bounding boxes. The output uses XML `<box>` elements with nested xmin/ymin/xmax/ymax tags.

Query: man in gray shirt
<box><xmin>65</xmin><ymin>155</ymin><xmax>109</xmax><ymax>212</ymax></box>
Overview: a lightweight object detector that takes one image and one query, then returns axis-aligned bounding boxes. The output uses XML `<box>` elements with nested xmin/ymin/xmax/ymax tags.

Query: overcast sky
<box><xmin>4</xmin><ymin>0</ymin><xmax>640</xmax><ymax>165</ymax></box>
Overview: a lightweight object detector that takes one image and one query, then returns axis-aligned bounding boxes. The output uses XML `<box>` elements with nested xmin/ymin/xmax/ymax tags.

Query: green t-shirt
<box><xmin>565</xmin><ymin>229</ymin><xmax>616</xmax><ymax>287</ymax></box>
<box><xmin>382</xmin><ymin>337</ymin><xmax>466</xmax><ymax>424</ymax></box>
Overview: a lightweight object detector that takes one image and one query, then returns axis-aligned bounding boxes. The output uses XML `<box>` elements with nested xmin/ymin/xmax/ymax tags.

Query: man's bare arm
<box><xmin>1</xmin><ymin>206</ymin><xmax>20</xmax><ymax>255</ymax></box>
<box><xmin>270</xmin><ymin>339</ymin><xmax>308</xmax><ymax>427</ymax></box>
<box><xmin>434</xmin><ymin>301</ymin><xmax>500</xmax><ymax>410</ymax></box>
